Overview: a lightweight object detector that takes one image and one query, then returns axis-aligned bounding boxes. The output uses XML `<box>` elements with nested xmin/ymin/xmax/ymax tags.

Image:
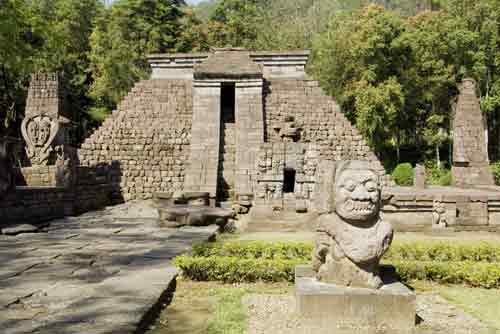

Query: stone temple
<box><xmin>78</xmin><ymin>48</ymin><xmax>390</xmax><ymax>213</ymax></box>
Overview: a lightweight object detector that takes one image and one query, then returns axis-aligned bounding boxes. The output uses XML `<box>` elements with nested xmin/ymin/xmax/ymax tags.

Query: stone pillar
<box><xmin>184</xmin><ymin>80</ymin><xmax>221</xmax><ymax>198</ymax></box>
<box><xmin>235</xmin><ymin>79</ymin><xmax>264</xmax><ymax>195</ymax></box>
<box><xmin>21</xmin><ymin>73</ymin><xmax>70</xmax><ymax>167</ymax></box>
<box><xmin>414</xmin><ymin>164</ymin><xmax>426</xmax><ymax>189</ymax></box>
<box><xmin>452</xmin><ymin>78</ymin><xmax>494</xmax><ymax>187</ymax></box>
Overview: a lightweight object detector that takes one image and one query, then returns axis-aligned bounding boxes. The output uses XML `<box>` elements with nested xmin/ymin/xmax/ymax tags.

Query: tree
<box><xmin>311</xmin><ymin>5</ymin><xmax>409</xmax><ymax>157</ymax></box>
<box><xmin>0</xmin><ymin>0</ymin><xmax>32</xmax><ymax>135</ymax></box>
<box><xmin>28</xmin><ymin>0</ymin><xmax>104</xmax><ymax>141</ymax></box>
<box><xmin>88</xmin><ymin>0</ymin><xmax>186</xmax><ymax>114</ymax></box>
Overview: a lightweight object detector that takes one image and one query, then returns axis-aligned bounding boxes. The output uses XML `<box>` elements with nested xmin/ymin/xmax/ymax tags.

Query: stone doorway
<box><xmin>217</xmin><ymin>83</ymin><xmax>236</xmax><ymax>202</ymax></box>
<box><xmin>283</xmin><ymin>168</ymin><xmax>296</xmax><ymax>193</ymax></box>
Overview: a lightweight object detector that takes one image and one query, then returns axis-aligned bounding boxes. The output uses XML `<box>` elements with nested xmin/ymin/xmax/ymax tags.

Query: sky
<box><xmin>186</xmin><ymin>0</ymin><xmax>205</xmax><ymax>4</ymax></box>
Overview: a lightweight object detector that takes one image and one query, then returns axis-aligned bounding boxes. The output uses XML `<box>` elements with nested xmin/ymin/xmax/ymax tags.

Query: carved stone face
<box><xmin>27</xmin><ymin>117</ymin><xmax>51</xmax><ymax>147</ymax></box>
<box><xmin>334</xmin><ymin>167</ymin><xmax>379</xmax><ymax>222</ymax></box>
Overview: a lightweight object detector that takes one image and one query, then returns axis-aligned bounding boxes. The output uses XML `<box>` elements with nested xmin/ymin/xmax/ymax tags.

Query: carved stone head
<box><xmin>334</xmin><ymin>161</ymin><xmax>380</xmax><ymax>222</ymax></box>
<box><xmin>27</xmin><ymin>116</ymin><xmax>52</xmax><ymax>147</ymax></box>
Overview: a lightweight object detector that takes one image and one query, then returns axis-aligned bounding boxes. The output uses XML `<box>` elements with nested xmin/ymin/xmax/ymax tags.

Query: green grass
<box><xmin>207</xmin><ymin>289</ymin><xmax>247</xmax><ymax>334</ymax></box>
<box><xmin>439</xmin><ymin>286</ymin><xmax>500</xmax><ymax>331</ymax></box>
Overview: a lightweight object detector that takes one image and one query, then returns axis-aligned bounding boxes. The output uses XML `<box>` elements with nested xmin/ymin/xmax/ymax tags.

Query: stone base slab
<box><xmin>295</xmin><ymin>265</ymin><xmax>416</xmax><ymax>334</ymax></box>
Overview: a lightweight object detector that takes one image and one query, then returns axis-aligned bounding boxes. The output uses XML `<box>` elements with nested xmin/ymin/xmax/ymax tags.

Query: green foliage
<box><xmin>426</xmin><ymin>164</ymin><xmax>452</xmax><ymax>186</ymax></box>
<box><xmin>490</xmin><ymin>162</ymin><xmax>500</xmax><ymax>185</ymax></box>
<box><xmin>206</xmin><ymin>288</ymin><xmax>247</xmax><ymax>334</ymax></box>
<box><xmin>192</xmin><ymin>241</ymin><xmax>312</xmax><ymax>260</ymax></box>
<box><xmin>384</xmin><ymin>241</ymin><xmax>500</xmax><ymax>262</ymax></box>
<box><xmin>392</xmin><ymin>163</ymin><xmax>414</xmax><ymax>186</ymax></box>
<box><xmin>388</xmin><ymin>260</ymin><xmax>500</xmax><ymax>288</ymax></box>
<box><xmin>88</xmin><ymin>0</ymin><xmax>185</xmax><ymax>111</ymax></box>
<box><xmin>310</xmin><ymin>3</ymin><xmax>500</xmax><ymax>162</ymax></box>
<box><xmin>176</xmin><ymin>240</ymin><xmax>500</xmax><ymax>287</ymax></box>
<box><xmin>174</xmin><ymin>255</ymin><xmax>303</xmax><ymax>283</ymax></box>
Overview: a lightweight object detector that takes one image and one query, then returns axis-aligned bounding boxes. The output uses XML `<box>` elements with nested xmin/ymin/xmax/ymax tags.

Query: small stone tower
<box><xmin>452</xmin><ymin>78</ymin><xmax>494</xmax><ymax>187</ymax></box>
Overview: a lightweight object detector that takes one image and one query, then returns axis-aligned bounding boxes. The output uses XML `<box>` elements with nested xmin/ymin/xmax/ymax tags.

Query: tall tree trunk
<box><xmin>436</xmin><ymin>143</ymin><xmax>441</xmax><ymax>169</ymax></box>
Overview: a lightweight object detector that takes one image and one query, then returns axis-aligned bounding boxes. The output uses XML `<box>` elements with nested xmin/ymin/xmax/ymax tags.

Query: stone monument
<box><xmin>452</xmin><ymin>78</ymin><xmax>494</xmax><ymax>187</ymax></box>
<box><xmin>21</xmin><ymin>73</ymin><xmax>71</xmax><ymax>167</ymax></box>
<box><xmin>313</xmin><ymin>161</ymin><xmax>393</xmax><ymax>289</ymax></box>
<box><xmin>414</xmin><ymin>164</ymin><xmax>426</xmax><ymax>189</ymax></box>
<box><xmin>296</xmin><ymin>161</ymin><xmax>415</xmax><ymax>333</ymax></box>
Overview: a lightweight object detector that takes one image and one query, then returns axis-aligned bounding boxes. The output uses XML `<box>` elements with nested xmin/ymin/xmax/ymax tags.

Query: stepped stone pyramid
<box><xmin>79</xmin><ymin>49</ymin><xmax>391</xmax><ymax>205</ymax></box>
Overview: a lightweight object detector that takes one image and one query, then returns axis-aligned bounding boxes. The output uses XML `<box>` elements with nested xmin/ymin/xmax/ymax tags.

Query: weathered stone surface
<box><xmin>0</xmin><ymin>201</ymin><xmax>219</xmax><ymax>334</ymax></box>
<box><xmin>296</xmin><ymin>265</ymin><xmax>416</xmax><ymax>334</ymax></box>
<box><xmin>312</xmin><ymin>161</ymin><xmax>393</xmax><ymax>289</ymax></box>
<box><xmin>414</xmin><ymin>164</ymin><xmax>426</xmax><ymax>189</ymax></box>
<box><xmin>452</xmin><ymin>78</ymin><xmax>494</xmax><ymax>187</ymax></box>
<box><xmin>79</xmin><ymin>49</ymin><xmax>391</xmax><ymax>207</ymax></box>
<box><xmin>21</xmin><ymin>72</ymin><xmax>71</xmax><ymax>167</ymax></box>
<box><xmin>1</xmin><ymin>224</ymin><xmax>41</xmax><ymax>235</ymax></box>
<box><xmin>158</xmin><ymin>201</ymin><xmax>234</xmax><ymax>228</ymax></box>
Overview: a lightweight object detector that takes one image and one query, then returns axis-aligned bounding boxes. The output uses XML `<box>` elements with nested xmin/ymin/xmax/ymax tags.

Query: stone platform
<box><xmin>0</xmin><ymin>201</ymin><xmax>219</xmax><ymax>334</ymax></box>
<box><xmin>295</xmin><ymin>265</ymin><xmax>416</xmax><ymax>334</ymax></box>
<box><xmin>383</xmin><ymin>186</ymin><xmax>500</xmax><ymax>231</ymax></box>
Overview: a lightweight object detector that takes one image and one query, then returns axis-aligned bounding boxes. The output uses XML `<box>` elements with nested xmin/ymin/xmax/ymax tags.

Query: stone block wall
<box><xmin>15</xmin><ymin>166</ymin><xmax>58</xmax><ymax>187</ymax></box>
<box><xmin>0</xmin><ymin>164</ymin><xmax>112</xmax><ymax>228</ymax></box>
<box><xmin>254</xmin><ymin>143</ymin><xmax>320</xmax><ymax>210</ymax></box>
<box><xmin>0</xmin><ymin>187</ymin><xmax>73</xmax><ymax>225</ymax></box>
<box><xmin>78</xmin><ymin>79</ymin><xmax>193</xmax><ymax>201</ymax></box>
<box><xmin>264</xmin><ymin>79</ymin><xmax>392</xmax><ymax>186</ymax></box>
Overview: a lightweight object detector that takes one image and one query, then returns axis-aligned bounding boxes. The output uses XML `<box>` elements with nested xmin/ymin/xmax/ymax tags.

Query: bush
<box><xmin>438</xmin><ymin>170</ymin><xmax>452</xmax><ymax>186</ymax></box>
<box><xmin>384</xmin><ymin>241</ymin><xmax>500</xmax><ymax>262</ymax></box>
<box><xmin>175</xmin><ymin>240</ymin><xmax>500</xmax><ymax>287</ymax></box>
<box><xmin>491</xmin><ymin>162</ymin><xmax>500</xmax><ymax>185</ymax></box>
<box><xmin>392</xmin><ymin>163</ymin><xmax>414</xmax><ymax>186</ymax></box>
<box><xmin>192</xmin><ymin>241</ymin><xmax>312</xmax><ymax>260</ymax></box>
<box><xmin>174</xmin><ymin>255</ymin><xmax>305</xmax><ymax>283</ymax></box>
<box><xmin>388</xmin><ymin>260</ymin><xmax>500</xmax><ymax>288</ymax></box>
<box><xmin>426</xmin><ymin>164</ymin><xmax>452</xmax><ymax>186</ymax></box>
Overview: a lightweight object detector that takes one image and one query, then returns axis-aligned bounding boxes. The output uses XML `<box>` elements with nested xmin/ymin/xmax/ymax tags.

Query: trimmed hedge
<box><xmin>385</xmin><ymin>242</ymin><xmax>500</xmax><ymax>263</ymax></box>
<box><xmin>175</xmin><ymin>240</ymin><xmax>500</xmax><ymax>287</ymax></box>
<box><xmin>192</xmin><ymin>241</ymin><xmax>312</xmax><ymax>260</ymax></box>
<box><xmin>192</xmin><ymin>240</ymin><xmax>500</xmax><ymax>263</ymax></box>
<box><xmin>174</xmin><ymin>255</ymin><xmax>303</xmax><ymax>283</ymax></box>
<box><xmin>389</xmin><ymin>260</ymin><xmax>500</xmax><ymax>289</ymax></box>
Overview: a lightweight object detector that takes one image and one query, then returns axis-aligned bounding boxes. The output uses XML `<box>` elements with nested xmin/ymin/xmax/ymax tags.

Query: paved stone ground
<box><xmin>244</xmin><ymin>293</ymin><xmax>496</xmax><ymax>334</ymax></box>
<box><xmin>0</xmin><ymin>201</ymin><xmax>219</xmax><ymax>334</ymax></box>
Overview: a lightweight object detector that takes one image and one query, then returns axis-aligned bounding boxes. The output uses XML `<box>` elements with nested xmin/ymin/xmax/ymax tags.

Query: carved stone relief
<box><xmin>432</xmin><ymin>199</ymin><xmax>448</xmax><ymax>229</ymax></box>
<box><xmin>21</xmin><ymin>115</ymin><xmax>60</xmax><ymax>166</ymax></box>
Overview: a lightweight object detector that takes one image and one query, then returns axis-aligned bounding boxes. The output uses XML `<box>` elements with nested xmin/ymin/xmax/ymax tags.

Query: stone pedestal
<box><xmin>295</xmin><ymin>265</ymin><xmax>416</xmax><ymax>334</ymax></box>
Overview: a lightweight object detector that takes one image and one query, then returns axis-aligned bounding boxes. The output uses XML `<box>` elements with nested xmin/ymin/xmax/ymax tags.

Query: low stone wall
<box><xmin>382</xmin><ymin>187</ymin><xmax>500</xmax><ymax>231</ymax></box>
<box><xmin>15</xmin><ymin>166</ymin><xmax>59</xmax><ymax>187</ymax></box>
<box><xmin>0</xmin><ymin>165</ymin><xmax>114</xmax><ymax>230</ymax></box>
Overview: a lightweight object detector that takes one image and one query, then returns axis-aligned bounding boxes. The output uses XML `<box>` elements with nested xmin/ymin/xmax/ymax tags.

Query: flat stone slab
<box><xmin>158</xmin><ymin>204</ymin><xmax>233</xmax><ymax>228</ymax></box>
<box><xmin>296</xmin><ymin>265</ymin><xmax>416</xmax><ymax>334</ymax></box>
<box><xmin>0</xmin><ymin>200</ymin><xmax>219</xmax><ymax>334</ymax></box>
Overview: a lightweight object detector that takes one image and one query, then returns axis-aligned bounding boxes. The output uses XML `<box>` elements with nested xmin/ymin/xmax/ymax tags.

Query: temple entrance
<box><xmin>283</xmin><ymin>168</ymin><xmax>296</xmax><ymax>193</ymax></box>
<box><xmin>217</xmin><ymin>83</ymin><xmax>236</xmax><ymax>202</ymax></box>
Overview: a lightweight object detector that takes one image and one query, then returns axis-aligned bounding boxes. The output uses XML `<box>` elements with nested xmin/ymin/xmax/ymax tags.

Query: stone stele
<box><xmin>296</xmin><ymin>161</ymin><xmax>415</xmax><ymax>334</ymax></box>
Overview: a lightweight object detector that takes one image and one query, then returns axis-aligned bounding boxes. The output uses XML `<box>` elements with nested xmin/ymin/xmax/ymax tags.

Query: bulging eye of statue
<box><xmin>343</xmin><ymin>180</ymin><xmax>356</xmax><ymax>192</ymax></box>
<box><xmin>365</xmin><ymin>181</ymin><xmax>377</xmax><ymax>192</ymax></box>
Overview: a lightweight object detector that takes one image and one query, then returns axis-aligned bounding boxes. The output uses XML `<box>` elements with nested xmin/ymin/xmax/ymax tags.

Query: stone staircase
<box><xmin>217</xmin><ymin>110</ymin><xmax>236</xmax><ymax>202</ymax></box>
